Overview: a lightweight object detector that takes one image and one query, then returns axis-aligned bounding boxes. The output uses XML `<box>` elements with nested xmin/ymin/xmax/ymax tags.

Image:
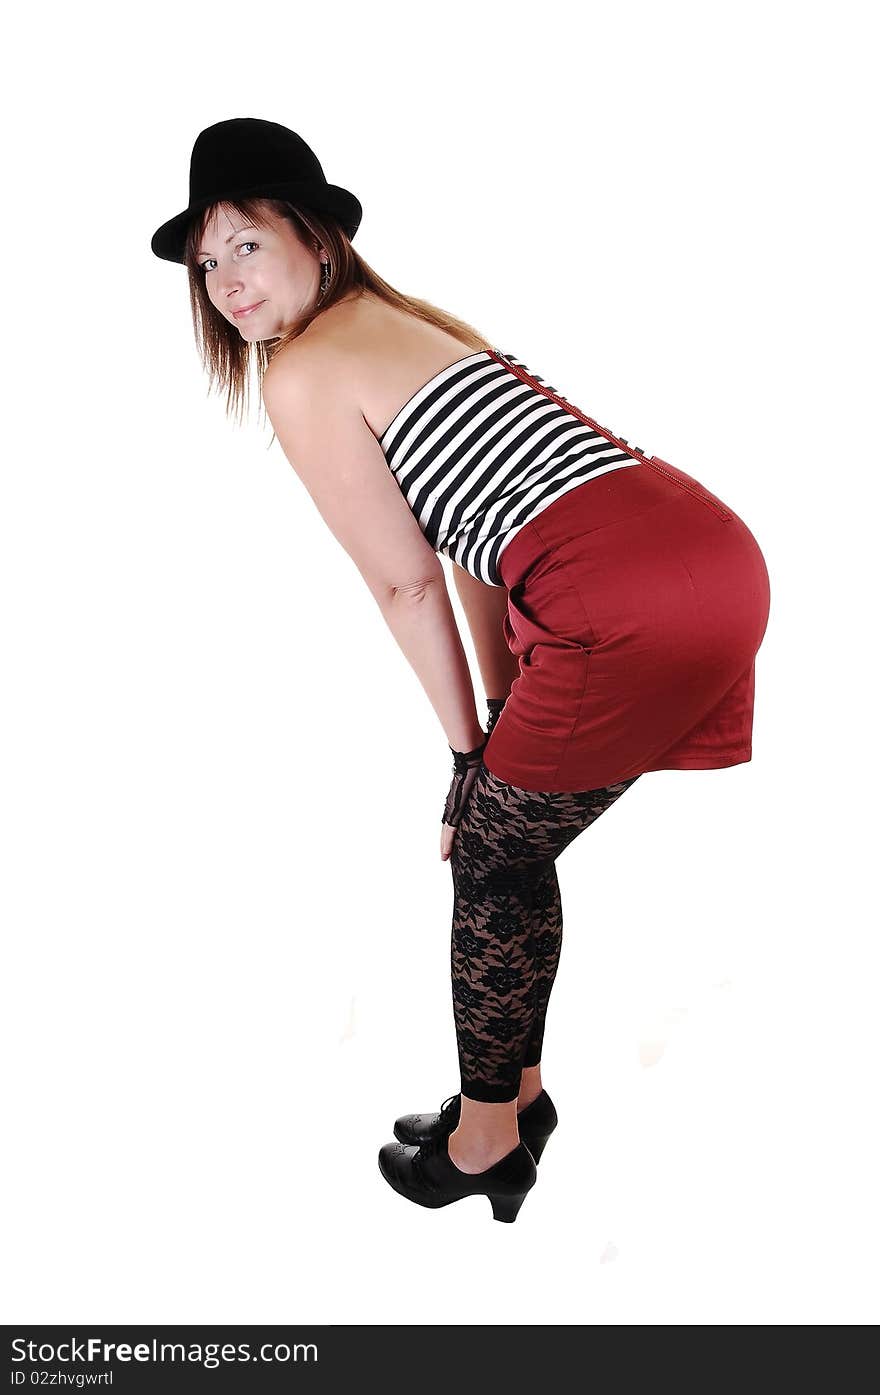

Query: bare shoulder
<box><xmin>263</xmin><ymin>294</ymin><xmax>486</xmax><ymax>440</ymax></box>
<box><xmin>261</xmin><ymin>290</ymin><xmax>374</xmax><ymax>404</ymax></box>
<box><xmin>261</xmin><ymin>334</ymin><xmax>357</xmax><ymax>412</ymax></box>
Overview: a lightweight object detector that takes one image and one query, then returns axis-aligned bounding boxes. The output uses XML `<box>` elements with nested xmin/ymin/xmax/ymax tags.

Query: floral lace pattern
<box><xmin>449</xmin><ymin>764</ymin><xmax>641</xmax><ymax>1102</ymax></box>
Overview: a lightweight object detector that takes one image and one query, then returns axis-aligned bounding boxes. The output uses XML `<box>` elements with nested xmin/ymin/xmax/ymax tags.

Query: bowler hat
<box><xmin>150</xmin><ymin>117</ymin><xmax>362</xmax><ymax>265</ymax></box>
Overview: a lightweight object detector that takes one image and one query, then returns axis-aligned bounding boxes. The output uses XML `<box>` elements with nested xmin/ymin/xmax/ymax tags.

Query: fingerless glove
<box><xmin>441</xmin><ymin>698</ymin><xmax>509</xmax><ymax>829</ymax></box>
<box><xmin>485</xmin><ymin>695</ymin><xmax>508</xmax><ymax>738</ymax></box>
<box><xmin>442</xmin><ymin>739</ymin><xmax>487</xmax><ymax>827</ymax></box>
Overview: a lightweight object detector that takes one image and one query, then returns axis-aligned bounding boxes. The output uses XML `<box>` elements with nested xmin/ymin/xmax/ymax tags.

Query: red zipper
<box><xmin>486</xmin><ymin>350</ymin><xmax>732</xmax><ymax>521</ymax></box>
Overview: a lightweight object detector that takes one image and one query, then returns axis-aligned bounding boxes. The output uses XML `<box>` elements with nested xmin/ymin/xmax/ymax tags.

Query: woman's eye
<box><xmin>199</xmin><ymin>241</ymin><xmax>259</xmax><ymax>274</ymax></box>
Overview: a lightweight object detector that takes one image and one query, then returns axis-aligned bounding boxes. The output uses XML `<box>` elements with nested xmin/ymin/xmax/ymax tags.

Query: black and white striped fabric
<box><xmin>379</xmin><ymin>349</ymin><xmax>649</xmax><ymax>587</ymax></box>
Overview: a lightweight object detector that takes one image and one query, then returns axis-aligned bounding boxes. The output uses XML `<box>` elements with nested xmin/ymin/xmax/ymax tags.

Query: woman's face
<box><xmin>196</xmin><ymin>201</ymin><xmax>321</xmax><ymax>341</ymax></box>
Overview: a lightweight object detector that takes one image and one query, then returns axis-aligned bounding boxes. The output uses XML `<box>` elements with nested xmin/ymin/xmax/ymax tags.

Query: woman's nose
<box><xmin>219</xmin><ymin>275</ymin><xmax>246</xmax><ymax>301</ymax></box>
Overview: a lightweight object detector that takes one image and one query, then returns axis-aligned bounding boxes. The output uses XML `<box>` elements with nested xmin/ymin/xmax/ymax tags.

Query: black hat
<box><xmin>150</xmin><ymin>117</ymin><xmax>363</xmax><ymax>265</ymax></box>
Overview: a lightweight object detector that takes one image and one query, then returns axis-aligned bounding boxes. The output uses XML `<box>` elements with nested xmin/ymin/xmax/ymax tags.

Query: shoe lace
<box><xmin>411</xmin><ymin>1095</ymin><xmax>459</xmax><ymax>1192</ymax></box>
<box><xmin>411</xmin><ymin>1133</ymin><xmax>443</xmax><ymax>1192</ymax></box>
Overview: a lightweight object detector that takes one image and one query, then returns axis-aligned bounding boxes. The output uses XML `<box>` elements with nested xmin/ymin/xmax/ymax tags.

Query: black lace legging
<box><xmin>448</xmin><ymin>763</ymin><xmax>642</xmax><ymax>1103</ymax></box>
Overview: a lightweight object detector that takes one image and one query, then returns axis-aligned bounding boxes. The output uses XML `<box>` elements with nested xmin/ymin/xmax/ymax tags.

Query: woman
<box><xmin>151</xmin><ymin>118</ymin><xmax>771</xmax><ymax>1224</ymax></box>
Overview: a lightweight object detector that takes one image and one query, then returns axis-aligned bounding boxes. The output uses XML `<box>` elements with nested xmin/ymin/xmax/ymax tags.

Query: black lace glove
<box><xmin>485</xmin><ymin>695</ymin><xmax>508</xmax><ymax>738</ymax></box>
<box><xmin>442</xmin><ymin>739</ymin><xmax>487</xmax><ymax>828</ymax></box>
<box><xmin>441</xmin><ymin>698</ymin><xmax>509</xmax><ymax>829</ymax></box>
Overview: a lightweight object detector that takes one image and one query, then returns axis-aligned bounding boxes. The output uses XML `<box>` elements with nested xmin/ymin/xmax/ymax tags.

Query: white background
<box><xmin>2</xmin><ymin>0</ymin><xmax>876</xmax><ymax>1327</ymax></box>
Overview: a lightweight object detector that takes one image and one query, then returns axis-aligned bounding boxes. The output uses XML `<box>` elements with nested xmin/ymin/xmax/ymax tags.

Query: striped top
<box><xmin>379</xmin><ymin>348</ymin><xmax>652</xmax><ymax>586</ymax></box>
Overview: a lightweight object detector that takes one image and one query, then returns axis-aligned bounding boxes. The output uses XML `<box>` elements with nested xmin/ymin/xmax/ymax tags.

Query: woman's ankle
<box><xmin>517</xmin><ymin>1063</ymin><xmax>543</xmax><ymax>1110</ymax></box>
<box><xmin>451</xmin><ymin>1095</ymin><xmax>520</xmax><ymax>1170</ymax></box>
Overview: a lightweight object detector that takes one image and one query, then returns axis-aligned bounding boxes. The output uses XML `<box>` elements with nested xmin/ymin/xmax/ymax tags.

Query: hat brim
<box><xmin>150</xmin><ymin>180</ymin><xmax>362</xmax><ymax>264</ymax></box>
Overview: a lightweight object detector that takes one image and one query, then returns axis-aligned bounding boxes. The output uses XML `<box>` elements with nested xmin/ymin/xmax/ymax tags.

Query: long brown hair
<box><xmin>184</xmin><ymin>196</ymin><xmax>493</xmax><ymax>429</ymax></box>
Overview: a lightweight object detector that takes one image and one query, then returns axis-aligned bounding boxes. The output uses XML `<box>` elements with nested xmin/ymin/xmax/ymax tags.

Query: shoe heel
<box><xmin>526</xmin><ymin>1132</ymin><xmax>552</xmax><ymax>1164</ymax></box>
<box><xmin>488</xmin><ymin>1190</ymin><xmax>530</xmax><ymax>1223</ymax></box>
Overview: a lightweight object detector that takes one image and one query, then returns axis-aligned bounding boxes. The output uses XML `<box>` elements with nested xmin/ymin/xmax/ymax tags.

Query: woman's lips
<box><xmin>232</xmin><ymin>301</ymin><xmax>264</xmax><ymax>318</ymax></box>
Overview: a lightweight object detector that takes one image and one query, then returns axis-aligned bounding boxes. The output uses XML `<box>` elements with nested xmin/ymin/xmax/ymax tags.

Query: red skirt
<box><xmin>483</xmin><ymin>457</ymin><xmax>772</xmax><ymax>793</ymax></box>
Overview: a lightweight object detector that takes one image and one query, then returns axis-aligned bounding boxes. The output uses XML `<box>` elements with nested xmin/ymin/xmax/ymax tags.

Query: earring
<box><xmin>319</xmin><ymin>258</ymin><xmax>332</xmax><ymax>296</ymax></box>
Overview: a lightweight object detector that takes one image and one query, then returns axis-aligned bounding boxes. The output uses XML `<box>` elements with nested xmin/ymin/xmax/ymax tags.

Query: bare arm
<box><xmin>451</xmin><ymin>561</ymin><xmax>520</xmax><ymax>705</ymax></box>
<box><xmin>261</xmin><ymin>350</ymin><xmax>485</xmax><ymax>754</ymax></box>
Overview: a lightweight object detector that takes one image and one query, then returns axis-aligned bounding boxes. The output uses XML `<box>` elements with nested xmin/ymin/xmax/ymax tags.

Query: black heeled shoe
<box><xmin>378</xmin><ymin>1133</ymin><xmax>537</xmax><ymax>1222</ymax></box>
<box><xmin>394</xmin><ymin>1089</ymin><xmax>559</xmax><ymax>1164</ymax></box>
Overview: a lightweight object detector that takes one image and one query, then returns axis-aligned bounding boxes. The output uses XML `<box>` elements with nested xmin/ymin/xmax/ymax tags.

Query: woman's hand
<box><xmin>439</xmin><ymin>698</ymin><xmax>508</xmax><ymax>861</ymax></box>
<box><xmin>440</xmin><ymin>821</ymin><xmax>458</xmax><ymax>861</ymax></box>
<box><xmin>440</xmin><ymin>738</ymin><xmax>486</xmax><ymax>861</ymax></box>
